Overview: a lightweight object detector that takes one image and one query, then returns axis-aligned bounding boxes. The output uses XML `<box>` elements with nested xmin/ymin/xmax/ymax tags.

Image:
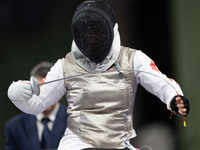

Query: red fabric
<box><xmin>150</xmin><ymin>60</ymin><xmax>160</xmax><ymax>73</ymax></box>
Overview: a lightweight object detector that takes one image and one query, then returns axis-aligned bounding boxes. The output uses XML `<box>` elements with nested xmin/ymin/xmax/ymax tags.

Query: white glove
<box><xmin>8</xmin><ymin>81</ymin><xmax>34</xmax><ymax>101</ymax></box>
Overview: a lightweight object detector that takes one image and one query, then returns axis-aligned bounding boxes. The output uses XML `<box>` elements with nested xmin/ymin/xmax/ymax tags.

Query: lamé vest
<box><xmin>62</xmin><ymin>46</ymin><xmax>137</xmax><ymax>148</ymax></box>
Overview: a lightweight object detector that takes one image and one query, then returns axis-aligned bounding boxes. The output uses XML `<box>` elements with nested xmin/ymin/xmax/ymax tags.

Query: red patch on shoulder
<box><xmin>150</xmin><ymin>60</ymin><xmax>160</xmax><ymax>73</ymax></box>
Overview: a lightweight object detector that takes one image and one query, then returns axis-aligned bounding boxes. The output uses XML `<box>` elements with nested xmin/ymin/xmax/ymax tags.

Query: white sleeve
<box><xmin>134</xmin><ymin>50</ymin><xmax>183</xmax><ymax>109</ymax></box>
<box><xmin>11</xmin><ymin>59</ymin><xmax>67</xmax><ymax>115</ymax></box>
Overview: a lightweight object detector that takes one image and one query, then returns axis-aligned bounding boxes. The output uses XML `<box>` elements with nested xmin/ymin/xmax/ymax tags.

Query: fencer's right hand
<box><xmin>8</xmin><ymin>81</ymin><xmax>34</xmax><ymax>101</ymax></box>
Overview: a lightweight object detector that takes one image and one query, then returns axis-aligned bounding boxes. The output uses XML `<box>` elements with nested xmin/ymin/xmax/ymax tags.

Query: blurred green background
<box><xmin>0</xmin><ymin>0</ymin><xmax>199</xmax><ymax>149</ymax></box>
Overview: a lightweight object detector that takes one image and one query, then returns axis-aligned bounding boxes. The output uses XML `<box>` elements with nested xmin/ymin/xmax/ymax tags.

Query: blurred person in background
<box><xmin>5</xmin><ymin>61</ymin><xmax>68</xmax><ymax>150</ymax></box>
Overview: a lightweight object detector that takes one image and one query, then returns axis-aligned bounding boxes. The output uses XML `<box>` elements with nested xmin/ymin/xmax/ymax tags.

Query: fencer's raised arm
<box><xmin>7</xmin><ymin>59</ymin><xmax>66</xmax><ymax>115</ymax></box>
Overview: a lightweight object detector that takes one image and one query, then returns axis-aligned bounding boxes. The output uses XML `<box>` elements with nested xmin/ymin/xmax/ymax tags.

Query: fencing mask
<box><xmin>72</xmin><ymin>0</ymin><xmax>116</xmax><ymax>63</ymax></box>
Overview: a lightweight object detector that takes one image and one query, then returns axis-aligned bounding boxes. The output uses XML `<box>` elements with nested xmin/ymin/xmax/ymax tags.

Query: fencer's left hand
<box><xmin>170</xmin><ymin>95</ymin><xmax>190</xmax><ymax>117</ymax></box>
